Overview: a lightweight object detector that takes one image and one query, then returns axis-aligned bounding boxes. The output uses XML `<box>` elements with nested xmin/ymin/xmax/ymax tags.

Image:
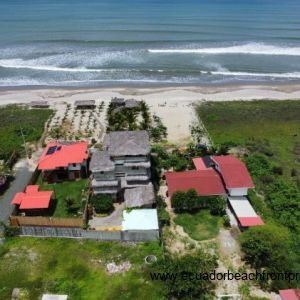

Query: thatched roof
<box><xmin>124</xmin><ymin>183</ymin><xmax>155</xmax><ymax>208</ymax></box>
<box><xmin>104</xmin><ymin>131</ymin><xmax>150</xmax><ymax>156</ymax></box>
<box><xmin>125</xmin><ymin>99</ymin><xmax>139</xmax><ymax>108</ymax></box>
<box><xmin>30</xmin><ymin>101</ymin><xmax>49</xmax><ymax>108</ymax></box>
<box><xmin>90</xmin><ymin>150</ymin><xmax>114</xmax><ymax>172</ymax></box>
<box><xmin>74</xmin><ymin>100</ymin><xmax>95</xmax><ymax>107</ymax></box>
<box><xmin>111</xmin><ymin>97</ymin><xmax>125</xmax><ymax>105</ymax></box>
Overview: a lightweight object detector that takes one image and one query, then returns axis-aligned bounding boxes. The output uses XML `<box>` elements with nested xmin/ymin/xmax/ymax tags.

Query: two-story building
<box><xmin>38</xmin><ymin>141</ymin><xmax>88</xmax><ymax>182</ymax></box>
<box><xmin>90</xmin><ymin>131</ymin><xmax>151</xmax><ymax>199</ymax></box>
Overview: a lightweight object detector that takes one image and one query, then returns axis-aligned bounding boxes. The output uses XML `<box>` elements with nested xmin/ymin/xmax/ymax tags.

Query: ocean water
<box><xmin>0</xmin><ymin>0</ymin><xmax>300</xmax><ymax>87</ymax></box>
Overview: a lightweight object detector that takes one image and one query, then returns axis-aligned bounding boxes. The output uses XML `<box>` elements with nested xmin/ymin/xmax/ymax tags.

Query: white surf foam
<box><xmin>210</xmin><ymin>71</ymin><xmax>300</xmax><ymax>78</ymax></box>
<box><xmin>0</xmin><ymin>59</ymin><xmax>109</xmax><ymax>72</ymax></box>
<box><xmin>148</xmin><ymin>43</ymin><xmax>300</xmax><ymax>56</ymax></box>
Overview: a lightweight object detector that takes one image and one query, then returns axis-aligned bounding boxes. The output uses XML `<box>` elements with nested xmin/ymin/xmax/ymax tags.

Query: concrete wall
<box><xmin>228</xmin><ymin>187</ymin><xmax>248</xmax><ymax>196</ymax></box>
<box><xmin>18</xmin><ymin>226</ymin><xmax>159</xmax><ymax>241</ymax></box>
<box><xmin>122</xmin><ymin>230</ymin><xmax>159</xmax><ymax>241</ymax></box>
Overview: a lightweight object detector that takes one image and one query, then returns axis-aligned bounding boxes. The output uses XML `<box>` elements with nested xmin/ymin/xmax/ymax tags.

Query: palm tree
<box><xmin>139</xmin><ymin>100</ymin><xmax>151</xmax><ymax>130</ymax></box>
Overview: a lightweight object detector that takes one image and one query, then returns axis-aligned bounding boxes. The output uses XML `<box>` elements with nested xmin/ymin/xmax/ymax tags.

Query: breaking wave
<box><xmin>148</xmin><ymin>43</ymin><xmax>300</xmax><ymax>56</ymax></box>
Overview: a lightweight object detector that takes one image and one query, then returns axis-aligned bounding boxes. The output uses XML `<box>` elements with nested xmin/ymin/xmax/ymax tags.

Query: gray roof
<box><xmin>74</xmin><ymin>100</ymin><xmax>95</xmax><ymax>106</ymax></box>
<box><xmin>111</xmin><ymin>97</ymin><xmax>125</xmax><ymax>105</ymax></box>
<box><xmin>90</xmin><ymin>150</ymin><xmax>114</xmax><ymax>172</ymax></box>
<box><xmin>104</xmin><ymin>131</ymin><xmax>150</xmax><ymax>156</ymax></box>
<box><xmin>125</xmin><ymin>99</ymin><xmax>139</xmax><ymax>108</ymax></box>
<box><xmin>30</xmin><ymin>101</ymin><xmax>49</xmax><ymax>107</ymax></box>
<box><xmin>124</xmin><ymin>184</ymin><xmax>155</xmax><ymax>208</ymax></box>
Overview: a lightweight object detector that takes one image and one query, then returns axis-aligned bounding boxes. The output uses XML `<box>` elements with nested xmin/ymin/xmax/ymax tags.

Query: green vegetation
<box><xmin>197</xmin><ymin>100</ymin><xmax>300</xmax><ymax>290</ymax></box>
<box><xmin>240</xmin><ymin>224</ymin><xmax>297</xmax><ymax>290</ymax></box>
<box><xmin>0</xmin><ymin>105</ymin><xmax>53</xmax><ymax>161</ymax></box>
<box><xmin>91</xmin><ymin>194</ymin><xmax>114</xmax><ymax>214</ymax></box>
<box><xmin>174</xmin><ymin>209</ymin><xmax>222</xmax><ymax>241</ymax></box>
<box><xmin>171</xmin><ymin>189</ymin><xmax>226</xmax><ymax>215</ymax></box>
<box><xmin>0</xmin><ymin>237</ymin><xmax>164</xmax><ymax>300</ymax></box>
<box><xmin>37</xmin><ymin>177</ymin><xmax>88</xmax><ymax>218</ymax></box>
<box><xmin>156</xmin><ymin>195</ymin><xmax>170</xmax><ymax>226</ymax></box>
<box><xmin>153</xmin><ymin>250</ymin><xmax>217</xmax><ymax>299</ymax></box>
<box><xmin>106</xmin><ymin>100</ymin><xmax>167</xmax><ymax>142</ymax></box>
<box><xmin>196</xmin><ymin>100</ymin><xmax>300</xmax><ymax>175</ymax></box>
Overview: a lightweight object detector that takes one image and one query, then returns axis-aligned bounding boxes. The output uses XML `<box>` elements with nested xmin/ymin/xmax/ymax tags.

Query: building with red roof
<box><xmin>212</xmin><ymin>155</ymin><xmax>254</xmax><ymax>196</ymax></box>
<box><xmin>38</xmin><ymin>141</ymin><xmax>88</xmax><ymax>182</ymax></box>
<box><xmin>164</xmin><ymin>155</ymin><xmax>263</xmax><ymax>228</ymax></box>
<box><xmin>165</xmin><ymin>169</ymin><xmax>226</xmax><ymax>200</ymax></box>
<box><xmin>11</xmin><ymin>185</ymin><xmax>53</xmax><ymax>215</ymax></box>
<box><xmin>279</xmin><ymin>289</ymin><xmax>300</xmax><ymax>300</ymax></box>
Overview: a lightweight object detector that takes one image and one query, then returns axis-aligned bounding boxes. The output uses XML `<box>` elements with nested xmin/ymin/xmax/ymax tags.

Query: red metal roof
<box><xmin>11</xmin><ymin>185</ymin><xmax>53</xmax><ymax>210</ymax></box>
<box><xmin>192</xmin><ymin>158</ymin><xmax>210</xmax><ymax>170</ymax></box>
<box><xmin>279</xmin><ymin>289</ymin><xmax>300</xmax><ymax>300</ymax></box>
<box><xmin>25</xmin><ymin>185</ymin><xmax>39</xmax><ymax>193</ymax></box>
<box><xmin>38</xmin><ymin>141</ymin><xmax>88</xmax><ymax>170</ymax></box>
<box><xmin>239</xmin><ymin>216</ymin><xmax>264</xmax><ymax>227</ymax></box>
<box><xmin>212</xmin><ymin>155</ymin><xmax>254</xmax><ymax>189</ymax></box>
<box><xmin>165</xmin><ymin>169</ymin><xmax>225</xmax><ymax>198</ymax></box>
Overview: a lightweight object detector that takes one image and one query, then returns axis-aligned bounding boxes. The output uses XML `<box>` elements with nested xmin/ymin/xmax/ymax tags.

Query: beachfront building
<box><xmin>74</xmin><ymin>100</ymin><xmax>96</xmax><ymax>109</ymax></box>
<box><xmin>165</xmin><ymin>155</ymin><xmax>263</xmax><ymax>228</ymax></box>
<box><xmin>90</xmin><ymin>131</ymin><xmax>151</xmax><ymax>199</ymax></box>
<box><xmin>30</xmin><ymin>101</ymin><xmax>50</xmax><ymax>108</ymax></box>
<box><xmin>11</xmin><ymin>185</ymin><xmax>53</xmax><ymax>216</ymax></box>
<box><xmin>38</xmin><ymin>141</ymin><xmax>88</xmax><ymax>182</ymax></box>
<box><xmin>211</xmin><ymin>155</ymin><xmax>254</xmax><ymax>196</ymax></box>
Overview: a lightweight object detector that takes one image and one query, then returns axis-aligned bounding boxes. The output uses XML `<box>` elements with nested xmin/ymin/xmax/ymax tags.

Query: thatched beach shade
<box><xmin>74</xmin><ymin>100</ymin><xmax>96</xmax><ymax>109</ymax></box>
<box><xmin>111</xmin><ymin>97</ymin><xmax>125</xmax><ymax>106</ymax></box>
<box><xmin>125</xmin><ymin>99</ymin><xmax>139</xmax><ymax>109</ymax></box>
<box><xmin>30</xmin><ymin>101</ymin><xmax>50</xmax><ymax>108</ymax></box>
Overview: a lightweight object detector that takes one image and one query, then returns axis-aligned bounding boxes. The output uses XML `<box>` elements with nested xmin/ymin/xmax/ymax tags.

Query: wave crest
<box><xmin>148</xmin><ymin>43</ymin><xmax>300</xmax><ymax>56</ymax></box>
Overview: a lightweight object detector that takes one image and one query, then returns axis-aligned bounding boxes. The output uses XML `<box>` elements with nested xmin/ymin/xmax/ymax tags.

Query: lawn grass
<box><xmin>196</xmin><ymin>100</ymin><xmax>300</xmax><ymax>174</ymax></box>
<box><xmin>0</xmin><ymin>237</ymin><xmax>165</xmax><ymax>300</ymax></box>
<box><xmin>174</xmin><ymin>209</ymin><xmax>222</xmax><ymax>241</ymax></box>
<box><xmin>36</xmin><ymin>176</ymin><xmax>88</xmax><ymax>218</ymax></box>
<box><xmin>0</xmin><ymin>105</ymin><xmax>53</xmax><ymax>161</ymax></box>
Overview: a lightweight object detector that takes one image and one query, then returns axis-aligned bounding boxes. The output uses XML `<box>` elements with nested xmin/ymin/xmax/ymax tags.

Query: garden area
<box><xmin>172</xmin><ymin>190</ymin><xmax>227</xmax><ymax>241</ymax></box>
<box><xmin>36</xmin><ymin>176</ymin><xmax>88</xmax><ymax>218</ymax></box>
<box><xmin>0</xmin><ymin>237</ymin><xmax>164</xmax><ymax>300</ymax></box>
<box><xmin>0</xmin><ymin>105</ymin><xmax>53</xmax><ymax>161</ymax></box>
<box><xmin>196</xmin><ymin>100</ymin><xmax>300</xmax><ymax>291</ymax></box>
<box><xmin>174</xmin><ymin>209</ymin><xmax>223</xmax><ymax>241</ymax></box>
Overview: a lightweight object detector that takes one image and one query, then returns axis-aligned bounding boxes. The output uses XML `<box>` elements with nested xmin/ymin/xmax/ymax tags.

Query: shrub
<box><xmin>272</xmin><ymin>166</ymin><xmax>283</xmax><ymax>175</ymax></box>
<box><xmin>171</xmin><ymin>189</ymin><xmax>198</xmax><ymax>212</ymax></box>
<box><xmin>153</xmin><ymin>250</ymin><xmax>217</xmax><ymax>298</ymax></box>
<box><xmin>158</xmin><ymin>208</ymin><xmax>170</xmax><ymax>226</ymax></box>
<box><xmin>209</xmin><ymin>196</ymin><xmax>226</xmax><ymax>216</ymax></box>
<box><xmin>65</xmin><ymin>197</ymin><xmax>79</xmax><ymax>214</ymax></box>
<box><xmin>223</xmin><ymin>215</ymin><xmax>230</xmax><ymax>227</ymax></box>
<box><xmin>91</xmin><ymin>194</ymin><xmax>114</xmax><ymax>214</ymax></box>
<box><xmin>240</xmin><ymin>224</ymin><xmax>294</xmax><ymax>290</ymax></box>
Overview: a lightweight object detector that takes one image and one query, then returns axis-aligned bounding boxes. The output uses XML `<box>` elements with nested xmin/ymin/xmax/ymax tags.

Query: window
<box><xmin>72</xmin><ymin>163</ymin><xmax>77</xmax><ymax>167</ymax></box>
<box><xmin>132</xmin><ymin>166</ymin><xmax>139</xmax><ymax>170</ymax></box>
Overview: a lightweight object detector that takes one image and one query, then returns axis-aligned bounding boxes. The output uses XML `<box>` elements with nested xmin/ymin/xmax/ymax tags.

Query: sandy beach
<box><xmin>1</xmin><ymin>84</ymin><xmax>300</xmax><ymax>143</ymax></box>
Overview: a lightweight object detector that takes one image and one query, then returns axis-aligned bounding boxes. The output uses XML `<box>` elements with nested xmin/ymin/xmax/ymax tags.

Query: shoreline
<box><xmin>1</xmin><ymin>83</ymin><xmax>300</xmax><ymax>143</ymax></box>
<box><xmin>1</xmin><ymin>80</ymin><xmax>300</xmax><ymax>92</ymax></box>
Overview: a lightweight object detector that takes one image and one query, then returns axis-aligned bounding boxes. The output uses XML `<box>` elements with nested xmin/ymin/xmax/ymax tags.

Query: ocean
<box><xmin>0</xmin><ymin>0</ymin><xmax>300</xmax><ymax>87</ymax></box>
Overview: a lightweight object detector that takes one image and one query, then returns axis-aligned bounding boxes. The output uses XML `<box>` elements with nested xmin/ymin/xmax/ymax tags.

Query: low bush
<box><xmin>91</xmin><ymin>194</ymin><xmax>114</xmax><ymax>214</ymax></box>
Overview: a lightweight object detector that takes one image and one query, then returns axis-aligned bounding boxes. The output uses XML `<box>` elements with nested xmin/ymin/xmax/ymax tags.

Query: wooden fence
<box><xmin>10</xmin><ymin>216</ymin><xmax>83</xmax><ymax>228</ymax></box>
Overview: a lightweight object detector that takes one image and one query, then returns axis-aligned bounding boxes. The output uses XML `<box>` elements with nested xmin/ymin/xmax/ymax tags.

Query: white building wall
<box><xmin>68</xmin><ymin>162</ymin><xmax>83</xmax><ymax>171</ymax></box>
<box><xmin>228</xmin><ymin>187</ymin><xmax>248</xmax><ymax>196</ymax></box>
